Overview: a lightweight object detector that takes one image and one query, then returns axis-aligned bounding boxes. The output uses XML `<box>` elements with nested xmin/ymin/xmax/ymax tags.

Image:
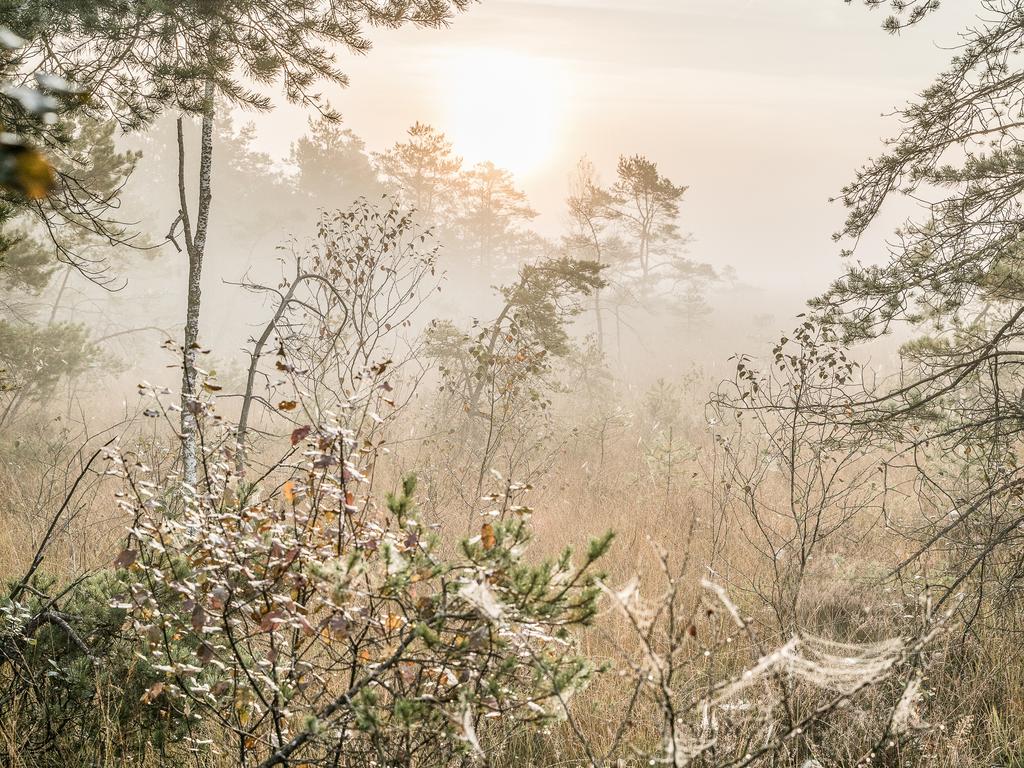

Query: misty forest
<box><xmin>2</xmin><ymin>1</ymin><xmax>1024</xmax><ymax>766</ymax></box>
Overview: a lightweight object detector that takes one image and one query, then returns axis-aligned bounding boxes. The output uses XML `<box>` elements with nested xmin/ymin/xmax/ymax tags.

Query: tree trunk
<box><xmin>614</xmin><ymin>303</ymin><xmax>623</xmax><ymax>368</ymax></box>
<box><xmin>47</xmin><ymin>264</ymin><xmax>72</xmax><ymax>324</ymax></box>
<box><xmin>465</xmin><ymin>301</ymin><xmax>513</xmax><ymax>417</ymax></box>
<box><xmin>639</xmin><ymin>232</ymin><xmax>649</xmax><ymax>283</ymax></box>
<box><xmin>179</xmin><ymin>78</ymin><xmax>215</xmax><ymax>487</ymax></box>
<box><xmin>585</xmin><ymin>218</ymin><xmax>605</xmax><ymax>355</ymax></box>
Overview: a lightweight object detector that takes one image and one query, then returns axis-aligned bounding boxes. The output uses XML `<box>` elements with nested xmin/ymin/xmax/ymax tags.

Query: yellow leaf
<box><xmin>278</xmin><ymin>400</ymin><xmax>298</xmax><ymax>411</ymax></box>
<box><xmin>6</xmin><ymin>146</ymin><xmax>54</xmax><ymax>199</ymax></box>
<box><xmin>283</xmin><ymin>481</ymin><xmax>296</xmax><ymax>504</ymax></box>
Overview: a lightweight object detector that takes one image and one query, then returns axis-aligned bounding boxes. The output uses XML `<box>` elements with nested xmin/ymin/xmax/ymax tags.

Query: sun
<box><xmin>442</xmin><ymin>48</ymin><xmax>568</xmax><ymax>178</ymax></box>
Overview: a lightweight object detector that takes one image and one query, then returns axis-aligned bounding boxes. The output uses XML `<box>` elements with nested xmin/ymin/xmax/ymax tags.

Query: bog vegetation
<box><xmin>0</xmin><ymin>1</ymin><xmax>1023</xmax><ymax>766</ymax></box>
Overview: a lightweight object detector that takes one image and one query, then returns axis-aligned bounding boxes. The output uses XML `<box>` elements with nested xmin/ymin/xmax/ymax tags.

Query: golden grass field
<box><xmin>2</xmin><ymin>397</ymin><xmax>1022</xmax><ymax>768</ymax></box>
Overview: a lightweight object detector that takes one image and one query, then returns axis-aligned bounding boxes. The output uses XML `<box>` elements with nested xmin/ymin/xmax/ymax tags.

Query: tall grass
<box><xmin>1</xmin><ymin>399</ymin><xmax>1021</xmax><ymax>766</ymax></box>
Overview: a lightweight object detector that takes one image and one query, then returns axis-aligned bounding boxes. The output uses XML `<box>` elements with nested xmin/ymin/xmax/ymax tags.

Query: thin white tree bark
<box><xmin>179</xmin><ymin>77</ymin><xmax>215</xmax><ymax>487</ymax></box>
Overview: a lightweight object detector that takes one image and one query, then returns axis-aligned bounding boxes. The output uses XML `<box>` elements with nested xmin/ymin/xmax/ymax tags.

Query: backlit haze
<box><xmin>246</xmin><ymin>0</ymin><xmax>977</xmax><ymax>292</ymax></box>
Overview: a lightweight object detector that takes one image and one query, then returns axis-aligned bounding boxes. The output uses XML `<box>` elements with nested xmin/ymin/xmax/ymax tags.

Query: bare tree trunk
<box><xmin>585</xmin><ymin>218</ymin><xmax>605</xmax><ymax>355</ymax></box>
<box><xmin>179</xmin><ymin>78</ymin><xmax>215</xmax><ymax>487</ymax></box>
<box><xmin>639</xmin><ymin>231</ymin><xmax>649</xmax><ymax>283</ymax></box>
<box><xmin>47</xmin><ymin>264</ymin><xmax>73</xmax><ymax>324</ymax></box>
<box><xmin>614</xmin><ymin>303</ymin><xmax>623</xmax><ymax>368</ymax></box>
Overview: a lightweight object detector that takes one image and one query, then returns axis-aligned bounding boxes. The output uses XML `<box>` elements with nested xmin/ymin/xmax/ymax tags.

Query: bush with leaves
<box><xmin>425</xmin><ymin>256</ymin><xmax>604</xmax><ymax>518</ymax></box>
<box><xmin>232</xmin><ymin>198</ymin><xmax>440</xmax><ymax>471</ymax></box>
<box><xmin>708</xmin><ymin>320</ymin><xmax>886</xmax><ymax>635</ymax></box>
<box><xmin>0</xmin><ymin>319</ymin><xmax>95</xmax><ymax>424</ymax></box>
<box><xmin>0</xmin><ymin>568</ymin><xmax>191</xmax><ymax>766</ymax></box>
<box><xmin>111</xmin><ymin>385</ymin><xmax>612</xmax><ymax>767</ymax></box>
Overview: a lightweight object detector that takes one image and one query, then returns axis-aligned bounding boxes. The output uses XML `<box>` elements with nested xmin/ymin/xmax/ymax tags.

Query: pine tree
<box><xmin>376</xmin><ymin>122</ymin><xmax>463</xmax><ymax>225</ymax></box>
<box><xmin>0</xmin><ymin>116</ymin><xmax>137</xmax><ymax>426</ymax></box>
<box><xmin>1</xmin><ymin>0</ymin><xmax>473</xmax><ymax>483</ymax></box>
<box><xmin>291</xmin><ymin>117</ymin><xmax>381</xmax><ymax>210</ymax></box>
<box><xmin>565</xmin><ymin>156</ymin><xmax>615</xmax><ymax>353</ymax></box>
<box><xmin>811</xmin><ymin>1</ymin><xmax>1024</xmax><ymax>608</ymax></box>
<box><xmin>608</xmin><ymin>154</ymin><xmax>687</xmax><ymax>285</ymax></box>
<box><xmin>455</xmin><ymin>161</ymin><xmax>537</xmax><ymax>268</ymax></box>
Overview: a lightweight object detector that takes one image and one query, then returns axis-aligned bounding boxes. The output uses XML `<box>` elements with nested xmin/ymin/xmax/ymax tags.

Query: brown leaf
<box><xmin>481</xmin><ymin>523</ymin><xmax>496</xmax><ymax>551</ymax></box>
<box><xmin>114</xmin><ymin>549</ymin><xmax>137</xmax><ymax>569</ymax></box>
<box><xmin>191</xmin><ymin>603</ymin><xmax>206</xmax><ymax>633</ymax></box>
<box><xmin>260</xmin><ymin>610</ymin><xmax>284</xmax><ymax>632</ymax></box>
<box><xmin>328</xmin><ymin>613</ymin><xmax>351</xmax><ymax>638</ymax></box>
<box><xmin>278</xmin><ymin>400</ymin><xmax>298</xmax><ymax>411</ymax></box>
<box><xmin>399</xmin><ymin>661</ymin><xmax>418</xmax><ymax>684</ymax></box>
<box><xmin>290</xmin><ymin>425</ymin><xmax>312</xmax><ymax>446</ymax></box>
<box><xmin>198</xmin><ymin>642</ymin><xmax>215</xmax><ymax>665</ymax></box>
<box><xmin>210</xmin><ymin>586</ymin><xmax>228</xmax><ymax>610</ymax></box>
<box><xmin>313</xmin><ymin>453</ymin><xmax>337</xmax><ymax>468</ymax></box>
<box><xmin>202</xmin><ymin>382</ymin><xmax>223</xmax><ymax>392</ymax></box>
<box><xmin>140</xmin><ymin>681</ymin><xmax>164</xmax><ymax>704</ymax></box>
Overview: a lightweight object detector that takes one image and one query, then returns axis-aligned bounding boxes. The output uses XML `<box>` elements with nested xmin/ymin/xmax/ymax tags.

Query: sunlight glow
<box><xmin>443</xmin><ymin>48</ymin><xmax>569</xmax><ymax>177</ymax></box>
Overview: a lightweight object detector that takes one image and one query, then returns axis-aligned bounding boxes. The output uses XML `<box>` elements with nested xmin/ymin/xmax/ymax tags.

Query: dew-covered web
<box><xmin>602</xmin><ymin>577</ymin><xmax>924</xmax><ymax>766</ymax></box>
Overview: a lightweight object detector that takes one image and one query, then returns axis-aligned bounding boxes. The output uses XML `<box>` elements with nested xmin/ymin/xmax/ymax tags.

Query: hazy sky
<box><xmin>245</xmin><ymin>1</ymin><xmax>980</xmax><ymax>293</ymax></box>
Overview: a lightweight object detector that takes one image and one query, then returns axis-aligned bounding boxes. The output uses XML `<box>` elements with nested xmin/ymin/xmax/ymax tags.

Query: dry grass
<box><xmin>1</xmin><ymin>403</ymin><xmax>1022</xmax><ymax>767</ymax></box>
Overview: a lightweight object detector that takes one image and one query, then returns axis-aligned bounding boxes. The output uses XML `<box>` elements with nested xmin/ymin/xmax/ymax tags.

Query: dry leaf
<box><xmin>114</xmin><ymin>549</ymin><xmax>137</xmax><ymax>569</ymax></box>
<box><xmin>259</xmin><ymin>609</ymin><xmax>285</xmax><ymax>632</ymax></box>
<box><xmin>198</xmin><ymin>642</ymin><xmax>215</xmax><ymax>665</ymax></box>
<box><xmin>191</xmin><ymin>603</ymin><xmax>206</xmax><ymax>633</ymax></box>
<box><xmin>140</xmin><ymin>681</ymin><xmax>164</xmax><ymax>704</ymax></box>
<box><xmin>290</xmin><ymin>425</ymin><xmax>312</xmax><ymax>445</ymax></box>
<box><xmin>2</xmin><ymin>144</ymin><xmax>54</xmax><ymax>199</ymax></box>
<box><xmin>283</xmin><ymin>481</ymin><xmax>297</xmax><ymax>504</ymax></box>
<box><xmin>481</xmin><ymin>522</ymin><xmax>496</xmax><ymax>551</ymax></box>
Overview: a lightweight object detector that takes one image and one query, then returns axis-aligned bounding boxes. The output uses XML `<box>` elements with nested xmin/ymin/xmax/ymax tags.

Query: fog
<box><xmin>242</xmin><ymin>0</ymin><xmax>978</xmax><ymax>286</ymax></box>
<box><xmin>52</xmin><ymin>0</ymin><xmax>975</xmax><ymax>402</ymax></box>
<box><xmin>4</xmin><ymin>2</ymin><xmax>1024</xmax><ymax>766</ymax></box>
